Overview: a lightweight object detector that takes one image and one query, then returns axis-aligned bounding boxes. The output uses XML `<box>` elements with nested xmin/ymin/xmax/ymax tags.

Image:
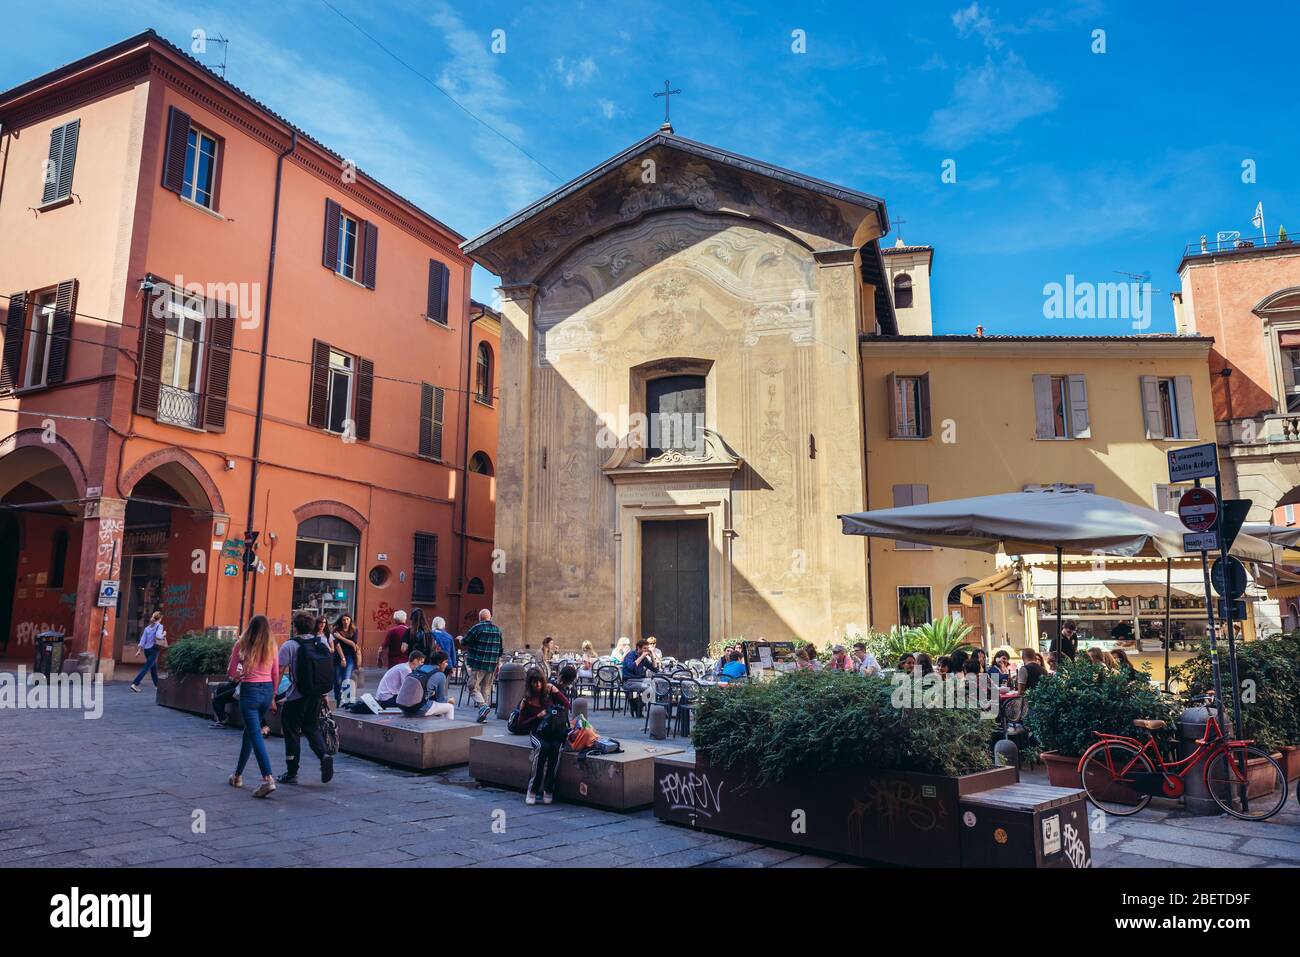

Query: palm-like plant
<box><xmin>910</xmin><ymin>616</ymin><xmax>974</xmax><ymax>657</ymax></box>
<box><xmin>871</xmin><ymin>626</ymin><xmax>917</xmax><ymax>665</ymax></box>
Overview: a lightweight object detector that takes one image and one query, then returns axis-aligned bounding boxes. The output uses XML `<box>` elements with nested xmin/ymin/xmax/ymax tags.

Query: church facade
<box><xmin>464</xmin><ymin>131</ymin><xmax>895</xmax><ymax>656</ymax></box>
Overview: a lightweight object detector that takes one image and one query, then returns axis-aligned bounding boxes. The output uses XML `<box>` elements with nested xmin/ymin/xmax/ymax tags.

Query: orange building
<box><xmin>0</xmin><ymin>31</ymin><xmax>499</xmax><ymax>673</ymax></box>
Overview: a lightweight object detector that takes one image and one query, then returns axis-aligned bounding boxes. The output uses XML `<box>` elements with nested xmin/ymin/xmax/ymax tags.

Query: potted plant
<box><xmin>666</xmin><ymin>670</ymin><xmax>1014</xmax><ymax>865</ymax></box>
<box><xmin>910</xmin><ymin>616</ymin><xmax>973</xmax><ymax>657</ymax></box>
<box><xmin>156</xmin><ymin>630</ymin><xmax>236</xmax><ymax>716</ymax></box>
<box><xmin>1026</xmin><ymin>658</ymin><xmax>1182</xmax><ymax>788</ymax></box>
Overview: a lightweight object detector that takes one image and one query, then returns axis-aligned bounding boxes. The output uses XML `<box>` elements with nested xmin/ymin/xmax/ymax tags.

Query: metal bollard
<box><xmin>648</xmin><ymin>703</ymin><xmax>668</xmax><ymax>740</ymax></box>
<box><xmin>1178</xmin><ymin>706</ymin><xmax>1217</xmax><ymax>815</ymax></box>
<box><xmin>571</xmin><ymin>696</ymin><xmax>590</xmax><ymax>720</ymax></box>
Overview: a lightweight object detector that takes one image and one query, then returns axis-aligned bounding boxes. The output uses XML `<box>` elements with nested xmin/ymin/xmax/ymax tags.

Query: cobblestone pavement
<box><xmin>0</xmin><ymin>672</ymin><xmax>1296</xmax><ymax>868</ymax></box>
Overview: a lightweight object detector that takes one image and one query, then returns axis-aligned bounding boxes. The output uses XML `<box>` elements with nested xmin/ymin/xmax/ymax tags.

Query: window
<box><xmin>182</xmin><ymin>127</ymin><xmax>219</xmax><ymax>208</ymax></box>
<box><xmin>893</xmin><ymin>272</ymin><xmax>914</xmax><ymax>309</ymax></box>
<box><xmin>427</xmin><ymin>260</ymin><xmax>450</xmax><ymax>325</ymax></box>
<box><xmin>1281</xmin><ymin>344</ymin><xmax>1300</xmax><ymax>412</ymax></box>
<box><xmin>898</xmin><ymin>586</ymin><xmax>932</xmax><ymax>628</ymax></box>
<box><xmin>23</xmin><ymin>292</ymin><xmax>56</xmax><ymax>389</ymax></box>
<box><xmin>327</xmin><ymin>349</ymin><xmax>354</xmax><ymax>434</ymax></box>
<box><xmin>1154</xmin><ymin>480</ymin><xmax>1215</xmax><ymax>515</ymax></box>
<box><xmin>412</xmin><ymin>532</ymin><xmax>438</xmax><ymax>603</ymax></box>
<box><xmin>419</xmin><ymin>383</ymin><xmax>445</xmax><ymax>459</ymax></box>
<box><xmin>1286</xmin><ymin>505</ymin><xmax>1296</xmax><ymax>526</ymax></box>
<box><xmin>888</xmin><ymin>373</ymin><xmax>931</xmax><ymax>438</ymax></box>
<box><xmin>475</xmin><ymin>342</ymin><xmax>493</xmax><ymax>405</ymax></box>
<box><xmin>466</xmin><ymin>576</ymin><xmax>485</xmax><ymax>595</ymax></box>
<box><xmin>160</xmin><ymin>288</ymin><xmax>206</xmax><ymax>393</ymax></box>
<box><xmin>41</xmin><ymin>119</ymin><xmax>79</xmax><ymax>205</ymax></box>
<box><xmin>646</xmin><ymin>374</ymin><xmax>705</xmax><ymax>456</ymax></box>
<box><xmin>1033</xmin><ymin>374</ymin><xmax>1089</xmax><ymax>439</ymax></box>
<box><xmin>49</xmin><ymin>529</ymin><xmax>69</xmax><ymax>589</ymax></box>
<box><xmin>338</xmin><ymin>214</ymin><xmax>359</xmax><ymax>281</ymax></box>
<box><xmin>892</xmin><ymin>484</ymin><xmax>930</xmax><ymax>550</ymax></box>
<box><xmin>1140</xmin><ymin>375</ymin><xmax>1197</xmax><ymax>440</ymax></box>
<box><xmin>469</xmin><ymin>451</ymin><xmax>494</xmax><ymax>475</ymax></box>
<box><xmin>292</xmin><ymin>516</ymin><xmax>360</xmax><ymax>621</ymax></box>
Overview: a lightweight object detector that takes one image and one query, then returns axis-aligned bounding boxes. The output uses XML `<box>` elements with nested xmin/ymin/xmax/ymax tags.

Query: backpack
<box><xmin>408</xmin><ymin>664</ymin><xmax>439</xmax><ymax>702</ymax></box>
<box><xmin>409</xmin><ymin>630</ymin><xmax>433</xmax><ymax>658</ymax></box>
<box><xmin>533</xmin><ymin>703</ymin><xmax>570</xmax><ymax>744</ymax></box>
<box><xmin>293</xmin><ymin>637</ymin><xmax>335</xmax><ymax>700</ymax></box>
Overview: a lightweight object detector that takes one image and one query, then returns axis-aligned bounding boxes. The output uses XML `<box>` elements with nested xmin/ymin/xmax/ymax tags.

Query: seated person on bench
<box><xmin>376</xmin><ymin>651</ymin><xmax>420</xmax><ymax>710</ymax></box>
<box><xmin>397</xmin><ymin>651</ymin><xmax>455</xmax><ymax>719</ymax></box>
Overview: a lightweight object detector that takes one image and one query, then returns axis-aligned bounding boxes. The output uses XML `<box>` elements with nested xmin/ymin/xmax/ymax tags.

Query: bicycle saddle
<box><xmin>1132</xmin><ymin>719</ymin><xmax>1166</xmax><ymax>730</ymax></box>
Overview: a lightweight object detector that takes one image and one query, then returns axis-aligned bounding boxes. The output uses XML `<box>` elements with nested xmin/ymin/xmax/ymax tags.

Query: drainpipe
<box><xmin>239</xmin><ymin>129</ymin><xmax>297</xmax><ymax>629</ymax></box>
<box><xmin>457</xmin><ymin>306</ymin><xmax>483</xmax><ymax>627</ymax></box>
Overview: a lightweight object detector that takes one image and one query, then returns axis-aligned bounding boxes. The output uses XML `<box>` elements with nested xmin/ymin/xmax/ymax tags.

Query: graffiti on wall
<box><xmin>94</xmin><ymin>518</ymin><xmax>124</xmax><ymax>579</ymax></box>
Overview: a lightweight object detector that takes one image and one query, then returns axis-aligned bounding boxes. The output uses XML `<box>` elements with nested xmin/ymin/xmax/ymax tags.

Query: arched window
<box><xmin>893</xmin><ymin>273</ymin><xmax>914</xmax><ymax>309</ymax></box>
<box><xmin>475</xmin><ymin>343</ymin><xmax>493</xmax><ymax>404</ymax></box>
<box><xmin>49</xmin><ymin>529</ymin><xmax>69</xmax><ymax>589</ymax></box>
<box><xmin>469</xmin><ymin>451</ymin><xmax>494</xmax><ymax>475</ymax></box>
<box><xmin>467</xmin><ymin>577</ymin><xmax>485</xmax><ymax>595</ymax></box>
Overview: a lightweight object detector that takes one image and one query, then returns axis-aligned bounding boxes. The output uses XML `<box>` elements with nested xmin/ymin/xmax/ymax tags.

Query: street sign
<box><xmin>1210</xmin><ymin>556</ymin><xmax>1247</xmax><ymax>599</ymax></box>
<box><xmin>1218</xmin><ymin>499</ymin><xmax>1252</xmax><ymax>552</ymax></box>
<box><xmin>1183</xmin><ymin>531</ymin><xmax>1218</xmax><ymax>551</ymax></box>
<box><xmin>96</xmin><ymin>580</ymin><xmax>119</xmax><ymax>608</ymax></box>
<box><xmin>1167</xmin><ymin>443</ymin><xmax>1218</xmax><ymax>482</ymax></box>
<box><xmin>1217</xmin><ymin>599</ymin><xmax>1247</xmax><ymax>621</ymax></box>
<box><xmin>1178</xmin><ymin>487</ymin><xmax>1219</xmax><ymax>532</ymax></box>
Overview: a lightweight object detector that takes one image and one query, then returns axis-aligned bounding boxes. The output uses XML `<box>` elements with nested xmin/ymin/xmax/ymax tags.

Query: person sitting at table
<box><xmin>949</xmin><ymin>649</ymin><xmax>969</xmax><ymax>675</ymax></box>
<box><xmin>556</xmin><ymin>663</ymin><xmax>579</xmax><ymax>701</ymax></box>
<box><xmin>577</xmin><ymin>641</ymin><xmax>597</xmax><ymax>681</ymax></box>
<box><xmin>828</xmin><ymin>644</ymin><xmax>854</xmax><ymax>671</ymax></box>
<box><xmin>645</xmin><ymin>635</ymin><xmax>664</xmax><ymax>667</ymax></box>
<box><xmin>539</xmin><ymin>636</ymin><xmax>557</xmax><ymax>667</ymax></box>
<box><xmin>988</xmin><ymin>650</ymin><xmax>1012</xmax><ymax>685</ymax></box>
<box><xmin>802</xmin><ymin>641</ymin><xmax>823</xmax><ymax>670</ymax></box>
<box><xmin>970</xmin><ymin>648</ymin><xmax>988</xmax><ymax>672</ymax></box>
<box><xmin>718</xmin><ymin>650</ymin><xmax>748</xmax><ymax>684</ymax></box>
<box><xmin>852</xmin><ymin>641</ymin><xmax>882</xmax><ymax>676</ymax></box>
<box><xmin>611</xmin><ymin>636</ymin><xmax>632</xmax><ymax>661</ymax></box>
<box><xmin>1045</xmin><ymin>651</ymin><xmax>1060</xmax><ymax>673</ymax></box>
<box><xmin>1017</xmin><ymin>649</ymin><xmax>1046</xmax><ymax>692</ymax></box>
<box><xmin>621</xmin><ymin>639</ymin><xmax>658</xmax><ymax>717</ymax></box>
<box><xmin>935</xmin><ymin>655</ymin><xmax>950</xmax><ymax>677</ymax></box>
<box><xmin>962</xmin><ymin>656</ymin><xmax>984</xmax><ymax>691</ymax></box>
<box><xmin>896</xmin><ymin>652</ymin><xmax>916</xmax><ymax>675</ymax></box>
<box><xmin>915</xmin><ymin>653</ymin><xmax>934</xmax><ymax>677</ymax></box>
<box><xmin>1111</xmin><ymin>648</ymin><xmax>1143</xmax><ymax>681</ymax></box>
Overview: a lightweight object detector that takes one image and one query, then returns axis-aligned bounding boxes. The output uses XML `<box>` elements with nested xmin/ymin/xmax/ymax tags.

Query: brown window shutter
<box><xmin>0</xmin><ymin>291</ymin><xmax>28</xmax><ymax>395</ymax></box>
<box><xmin>322</xmin><ymin>199</ymin><xmax>341</xmax><ymax>270</ymax></box>
<box><xmin>419</xmin><ymin>382</ymin><xmax>435</xmax><ymax>457</ymax></box>
<box><xmin>354</xmin><ymin>357</ymin><xmax>374</xmax><ymax>441</ymax></box>
<box><xmin>362</xmin><ymin>221</ymin><xmax>378</xmax><ymax>289</ymax></box>
<box><xmin>427</xmin><ymin>260</ymin><xmax>449</xmax><ymax>324</ymax></box>
<box><xmin>136</xmin><ymin>289</ymin><xmax>167</xmax><ymax>415</ymax></box>
<box><xmin>886</xmin><ymin>372</ymin><xmax>899</xmax><ymax>438</ymax></box>
<box><xmin>45</xmin><ymin>279</ymin><xmax>78</xmax><ymax>385</ymax></box>
<box><xmin>161</xmin><ymin>106</ymin><xmax>191</xmax><ymax>193</ymax></box>
<box><xmin>202</xmin><ymin>306</ymin><xmax>235</xmax><ymax>432</ymax></box>
<box><xmin>431</xmin><ymin>386</ymin><xmax>445</xmax><ymax>459</ymax></box>
<box><xmin>918</xmin><ymin>372</ymin><xmax>932</xmax><ymax>437</ymax></box>
<box><xmin>42</xmin><ymin>125</ymin><xmax>65</xmax><ymax>204</ymax></box>
<box><xmin>56</xmin><ymin>120</ymin><xmax>79</xmax><ymax>201</ymax></box>
<box><xmin>308</xmin><ymin>339</ymin><xmax>330</xmax><ymax>428</ymax></box>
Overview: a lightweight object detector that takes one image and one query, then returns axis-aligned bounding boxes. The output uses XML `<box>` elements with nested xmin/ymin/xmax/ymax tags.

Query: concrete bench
<box><xmin>331</xmin><ymin>711</ymin><xmax>483</xmax><ymax>770</ymax></box>
<box><xmin>468</xmin><ymin>730</ymin><xmax>685</xmax><ymax>810</ymax></box>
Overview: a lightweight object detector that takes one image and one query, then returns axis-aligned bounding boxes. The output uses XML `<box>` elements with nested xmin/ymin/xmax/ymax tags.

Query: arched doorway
<box><xmin>946</xmin><ymin>581</ymin><xmax>984</xmax><ymax>636</ymax></box>
<box><xmin>119</xmin><ymin>459</ymin><xmax>217</xmax><ymax>655</ymax></box>
<box><xmin>292</xmin><ymin>515</ymin><xmax>360</xmax><ymax>623</ymax></box>
<box><xmin>0</xmin><ymin>443</ymin><xmax>83</xmax><ymax>656</ymax></box>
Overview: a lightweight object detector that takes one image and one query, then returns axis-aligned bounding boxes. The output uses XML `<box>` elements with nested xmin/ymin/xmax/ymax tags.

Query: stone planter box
<box><xmin>333</xmin><ymin>711</ymin><xmax>481</xmax><ymax>770</ymax></box>
<box><xmin>652</xmin><ymin>753</ymin><xmax>1017</xmax><ymax>867</ymax></box>
<box><xmin>154</xmin><ymin>673</ymin><xmax>220</xmax><ymax>716</ymax></box>
<box><xmin>1279</xmin><ymin>746</ymin><xmax>1300</xmax><ymax>783</ymax></box>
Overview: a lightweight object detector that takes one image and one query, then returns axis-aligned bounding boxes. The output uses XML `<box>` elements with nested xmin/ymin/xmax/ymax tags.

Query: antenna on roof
<box><xmin>206</xmin><ymin>34</ymin><xmax>231</xmax><ymax>78</ymax></box>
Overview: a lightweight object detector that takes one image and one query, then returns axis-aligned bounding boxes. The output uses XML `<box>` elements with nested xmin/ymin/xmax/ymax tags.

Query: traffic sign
<box><xmin>1217</xmin><ymin>599</ymin><xmax>1246</xmax><ymax>622</ymax></box>
<box><xmin>1218</xmin><ymin>499</ymin><xmax>1252</xmax><ymax>552</ymax></box>
<box><xmin>96</xmin><ymin>580</ymin><xmax>119</xmax><ymax>608</ymax></box>
<box><xmin>1168</xmin><ymin>443</ymin><xmax>1218</xmax><ymax>482</ymax></box>
<box><xmin>1178</xmin><ymin>487</ymin><xmax>1219</xmax><ymax>532</ymax></box>
<box><xmin>1183</xmin><ymin>531</ymin><xmax>1218</xmax><ymax>552</ymax></box>
<box><xmin>1211</xmin><ymin>556</ymin><xmax>1247</xmax><ymax>599</ymax></box>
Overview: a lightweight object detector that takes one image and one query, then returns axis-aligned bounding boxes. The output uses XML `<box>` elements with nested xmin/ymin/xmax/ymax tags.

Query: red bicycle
<box><xmin>1079</xmin><ymin>694</ymin><xmax>1288</xmax><ymax>821</ymax></box>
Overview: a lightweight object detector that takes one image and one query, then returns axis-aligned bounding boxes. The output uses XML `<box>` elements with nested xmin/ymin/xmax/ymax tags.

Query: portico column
<box><xmin>74</xmin><ymin>495</ymin><xmax>125</xmax><ymax>675</ymax></box>
<box><xmin>494</xmin><ymin>283</ymin><xmax>536</xmax><ymax>648</ymax></box>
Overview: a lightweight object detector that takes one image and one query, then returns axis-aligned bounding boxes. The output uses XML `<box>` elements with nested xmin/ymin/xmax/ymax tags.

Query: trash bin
<box><xmin>496</xmin><ymin>661</ymin><xmax>527</xmax><ymax>720</ymax></box>
<box><xmin>1178</xmin><ymin>705</ymin><xmax>1217</xmax><ymax>815</ymax></box>
<box><xmin>34</xmin><ymin>631</ymin><xmax>66</xmax><ymax>678</ymax></box>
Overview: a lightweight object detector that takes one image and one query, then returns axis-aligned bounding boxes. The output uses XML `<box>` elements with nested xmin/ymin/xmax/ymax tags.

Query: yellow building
<box><xmin>859</xmin><ymin>332</ymin><xmax>1256</xmax><ymax>659</ymax></box>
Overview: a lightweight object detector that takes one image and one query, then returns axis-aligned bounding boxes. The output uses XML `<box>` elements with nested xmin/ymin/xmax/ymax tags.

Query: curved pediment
<box><xmin>1254</xmin><ymin>286</ymin><xmax>1300</xmax><ymax>317</ymax></box>
<box><xmin>602</xmin><ymin>428</ymin><xmax>743</xmax><ymax>483</ymax></box>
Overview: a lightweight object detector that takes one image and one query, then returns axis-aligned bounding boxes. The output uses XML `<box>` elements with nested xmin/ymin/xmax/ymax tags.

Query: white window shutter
<box><xmin>1141</xmin><ymin>376</ymin><xmax>1165</xmax><ymax>439</ymax></box>
<box><xmin>1068</xmin><ymin>374</ymin><xmax>1090</xmax><ymax>438</ymax></box>
<box><xmin>887</xmin><ymin>373</ymin><xmax>900</xmax><ymax>438</ymax></box>
<box><xmin>1032</xmin><ymin>374</ymin><xmax>1054</xmax><ymax>439</ymax></box>
<box><xmin>1153</xmin><ymin>484</ymin><xmax>1171</xmax><ymax>513</ymax></box>
<box><xmin>1174</xmin><ymin>375</ymin><xmax>1197</xmax><ymax>439</ymax></box>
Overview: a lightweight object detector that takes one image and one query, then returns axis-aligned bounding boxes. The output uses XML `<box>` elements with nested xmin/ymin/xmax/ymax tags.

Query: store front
<box><xmin>292</xmin><ymin>516</ymin><xmax>360</xmax><ymax>624</ymax></box>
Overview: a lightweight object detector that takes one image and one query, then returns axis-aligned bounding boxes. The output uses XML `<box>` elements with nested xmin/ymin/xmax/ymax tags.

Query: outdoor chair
<box><xmin>643</xmin><ymin>674</ymin><xmax>676</xmax><ymax>734</ymax></box>
<box><xmin>673</xmin><ymin>677</ymin><xmax>703</xmax><ymax>738</ymax></box>
<box><xmin>594</xmin><ymin>665</ymin><xmax>624</xmax><ymax>714</ymax></box>
<box><xmin>999</xmin><ymin>694</ymin><xmax>1031</xmax><ymax>763</ymax></box>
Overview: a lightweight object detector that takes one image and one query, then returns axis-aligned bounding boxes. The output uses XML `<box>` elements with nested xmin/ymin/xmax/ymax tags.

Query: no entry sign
<box><xmin>1178</xmin><ymin>487</ymin><xmax>1218</xmax><ymax>532</ymax></box>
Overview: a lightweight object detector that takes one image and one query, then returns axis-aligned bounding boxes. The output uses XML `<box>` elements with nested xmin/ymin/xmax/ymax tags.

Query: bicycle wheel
<box><xmin>1206</xmin><ymin>745</ymin><xmax>1288</xmax><ymax>821</ymax></box>
<box><xmin>1080</xmin><ymin>742</ymin><xmax>1154</xmax><ymax>816</ymax></box>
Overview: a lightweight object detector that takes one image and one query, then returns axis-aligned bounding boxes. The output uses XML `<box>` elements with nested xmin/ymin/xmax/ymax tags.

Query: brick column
<box><xmin>73</xmin><ymin>495</ymin><xmax>125</xmax><ymax>674</ymax></box>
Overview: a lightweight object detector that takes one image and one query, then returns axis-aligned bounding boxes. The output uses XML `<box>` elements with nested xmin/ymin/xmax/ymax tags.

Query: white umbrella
<box><xmin>1242</xmin><ymin>523</ymin><xmax>1300</xmax><ymax>548</ymax></box>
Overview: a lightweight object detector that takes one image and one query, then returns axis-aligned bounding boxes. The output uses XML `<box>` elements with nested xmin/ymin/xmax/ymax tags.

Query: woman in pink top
<box><xmin>227</xmin><ymin>615</ymin><xmax>280</xmax><ymax>798</ymax></box>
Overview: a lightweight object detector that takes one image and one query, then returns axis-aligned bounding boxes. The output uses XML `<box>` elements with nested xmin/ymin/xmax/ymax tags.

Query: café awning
<box><xmin>1030</xmin><ymin>567</ymin><xmax>1209</xmax><ymax>601</ymax></box>
<box><xmin>960</xmin><ymin>567</ymin><xmax>1020</xmax><ymax>606</ymax></box>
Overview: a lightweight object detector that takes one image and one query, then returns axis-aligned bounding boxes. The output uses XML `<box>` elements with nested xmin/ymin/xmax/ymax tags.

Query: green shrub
<box><xmin>1026</xmin><ymin>658</ymin><xmax>1182</xmax><ymax>757</ymax></box>
<box><xmin>165</xmin><ymin>632</ymin><xmax>236</xmax><ymax>676</ymax></box>
<box><xmin>692</xmin><ymin>670</ymin><xmax>994</xmax><ymax>786</ymax></box>
<box><xmin>1170</xmin><ymin>632</ymin><xmax>1300</xmax><ymax>751</ymax></box>
<box><xmin>911</xmin><ymin>616</ymin><xmax>974</xmax><ymax>656</ymax></box>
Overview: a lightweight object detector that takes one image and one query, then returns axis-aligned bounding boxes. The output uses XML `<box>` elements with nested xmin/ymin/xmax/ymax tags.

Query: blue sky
<box><xmin>2</xmin><ymin>0</ymin><xmax>1294</xmax><ymax>334</ymax></box>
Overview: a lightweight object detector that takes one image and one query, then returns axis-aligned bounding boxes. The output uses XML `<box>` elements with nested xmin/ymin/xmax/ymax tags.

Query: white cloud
<box><xmin>952</xmin><ymin>2</ymin><xmax>1002</xmax><ymax>49</ymax></box>
<box><xmin>925</xmin><ymin>52</ymin><xmax>1058</xmax><ymax>149</ymax></box>
<box><xmin>554</xmin><ymin>55</ymin><xmax>598</xmax><ymax>89</ymax></box>
<box><xmin>596</xmin><ymin>97</ymin><xmax>618</xmax><ymax>120</ymax></box>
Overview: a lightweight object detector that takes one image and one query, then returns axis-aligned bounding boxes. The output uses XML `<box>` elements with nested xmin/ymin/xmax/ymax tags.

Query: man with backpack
<box><xmin>277</xmin><ymin>612</ymin><xmax>336</xmax><ymax>785</ymax></box>
<box><xmin>396</xmin><ymin>650</ymin><xmax>454</xmax><ymax>718</ymax></box>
